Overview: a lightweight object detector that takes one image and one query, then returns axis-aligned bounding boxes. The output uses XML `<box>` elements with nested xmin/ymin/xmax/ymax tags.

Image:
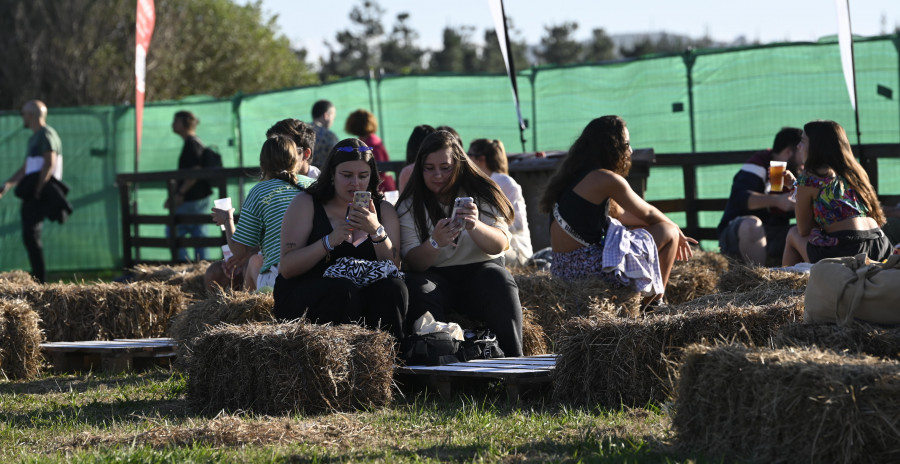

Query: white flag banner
<box><xmin>835</xmin><ymin>0</ymin><xmax>856</xmax><ymax>110</ymax></box>
<box><xmin>488</xmin><ymin>0</ymin><xmax>526</xmax><ymax>131</ymax></box>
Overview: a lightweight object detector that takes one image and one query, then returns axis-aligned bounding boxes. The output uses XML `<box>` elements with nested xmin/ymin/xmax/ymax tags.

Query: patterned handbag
<box><xmin>323</xmin><ymin>257</ymin><xmax>404</xmax><ymax>287</ymax></box>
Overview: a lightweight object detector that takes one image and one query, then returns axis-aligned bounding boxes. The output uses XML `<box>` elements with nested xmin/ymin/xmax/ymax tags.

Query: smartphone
<box><xmin>353</xmin><ymin>190</ymin><xmax>371</xmax><ymax>209</ymax></box>
<box><xmin>449</xmin><ymin>197</ymin><xmax>474</xmax><ymax>226</ymax></box>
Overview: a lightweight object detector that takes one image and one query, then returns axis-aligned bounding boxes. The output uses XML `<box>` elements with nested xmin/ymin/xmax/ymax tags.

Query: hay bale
<box><xmin>0</xmin><ymin>298</ymin><xmax>43</xmax><ymax>379</ymax></box>
<box><xmin>129</xmin><ymin>262</ymin><xmax>209</xmax><ymax>299</ymax></box>
<box><xmin>522</xmin><ymin>309</ymin><xmax>548</xmax><ymax>356</ymax></box>
<box><xmin>775</xmin><ymin>322</ymin><xmax>900</xmax><ymax>360</ymax></box>
<box><xmin>27</xmin><ymin>282</ymin><xmax>185</xmax><ymax>342</ymax></box>
<box><xmin>672</xmin><ymin>343</ymin><xmax>900</xmax><ymax>463</ymax></box>
<box><xmin>186</xmin><ymin>321</ymin><xmax>394</xmax><ymax>414</ymax></box>
<box><xmin>665</xmin><ymin>250</ymin><xmax>730</xmax><ymax>305</ymax></box>
<box><xmin>552</xmin><ymin>288</ymin><xmax>804</xmax><ymax>407</ymax></box>
<box><xmin>168</xmin><ymin>287</ymin><xmax>275</xmax><ymax>369</ymax></box>
<box><xmin>717</xmin><ymin>262</ymin><xmax>808</xmax><ymax>293</ymax></box>
<box><xmin>515</xmin><ymin>270</ymin><xmax>641</xmax><ymax>336</ymax></box>
<box><xmin>0</xmin><ymin>270</ymin><xmax>39</xmax><ymax>287</ymax></box>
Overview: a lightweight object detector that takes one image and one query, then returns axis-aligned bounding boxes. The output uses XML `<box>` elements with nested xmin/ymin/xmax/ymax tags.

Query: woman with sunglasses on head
<box><xmin>782</xmin><ymin>120</ymin><xmax>891</xmax><ymax>266</ymax></box>
<box><xmin>468</xmin><ymin>138</ymin><xmax>533</xmax><ymax>266</ymax></box>
<box><xmin>274</xmin><ymin>139</ymin><xmax>407</xmax><ymax>340</ymax></box>
<box><xmin>539</xmin><ymin>116</ymin><xmax>695</xmax><ymax>305</ymax></box>
<box><xmin>397</xmin><ymin>130</ymin><xmax>523</xmax><ymax>357</ymax></box>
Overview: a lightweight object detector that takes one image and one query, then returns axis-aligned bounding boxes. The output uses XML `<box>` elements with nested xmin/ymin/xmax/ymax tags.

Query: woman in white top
<box><xmin>468</xmin><ymin>138</ymin><xmax>533</xmax><ymax>266</ymax></box>
<box><xmin>396</xmin><ymin>130</ymin><xmax>523</xmax><ymax>356</ymax></box>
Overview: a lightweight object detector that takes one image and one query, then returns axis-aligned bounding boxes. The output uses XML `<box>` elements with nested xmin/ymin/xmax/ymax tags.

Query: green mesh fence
<box><xmin>0</xmin><ymin>36</ymin><xmax>898</xmax><ymax>273</ymax></box>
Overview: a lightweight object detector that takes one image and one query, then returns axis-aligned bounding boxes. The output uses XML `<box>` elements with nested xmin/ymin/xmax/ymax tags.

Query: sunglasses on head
<box><xmin>335</xmin><ymin>146</ymin><xmax>374</xmax><ymax>153</ymax></box>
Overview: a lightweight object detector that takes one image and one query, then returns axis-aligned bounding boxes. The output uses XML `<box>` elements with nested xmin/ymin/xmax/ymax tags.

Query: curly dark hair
<box><xmin>539</xmin><ymin>115</ymin><xmax>631</xmax><ymax>213</ymax></box>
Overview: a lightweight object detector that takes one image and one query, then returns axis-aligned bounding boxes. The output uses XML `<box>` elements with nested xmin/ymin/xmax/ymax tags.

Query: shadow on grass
<box><xmin>0</xmin><ymin>368</ymin><xmax>176</xmax><ymax>395</ymax></box>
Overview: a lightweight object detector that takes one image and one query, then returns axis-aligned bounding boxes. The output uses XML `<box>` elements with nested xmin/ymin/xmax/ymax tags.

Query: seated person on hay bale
<box><xmin>397</xmin><ymin>130</ymin><xmax>524</xmax><ymax>357</ymax></box>
<box><xmin>273</xmin><ymin>138</ymin><xmax>407</xmax><ymax>340</ymax></box>
<box><xmin>782</xmin><ymin>120</ymin><xmax>891</xmax><ymax>266</ymax></box>
<box><xmin>538</xmin><ymin>115</ymin><xmax>695</xmax><ymax>306</ymax></box>
<box><xmin>205</xmin><ymin>120</ymin><xmax>318</xmax><ymax>292</ymax></box>
<box><xmin>717</xmin><ymin>127</ymin><xmax>803</xmax><ymax>266</ymax></box>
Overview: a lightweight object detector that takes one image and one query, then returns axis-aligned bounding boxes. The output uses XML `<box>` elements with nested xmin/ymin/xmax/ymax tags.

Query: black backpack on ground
<box><xmin>399</xmin><ymin>329</ymin><xmax>505</xmax><ymax>366</ymax></box>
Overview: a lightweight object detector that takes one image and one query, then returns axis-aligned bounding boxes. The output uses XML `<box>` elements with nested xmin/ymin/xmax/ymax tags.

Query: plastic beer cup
<box><xmin>213</xmin><ymin>197</ymin><xmax>232</xmax><ymax>230</ymax></box>
<box><xmin>769</xmin><ymin>161</ymin><xmax>787</xmax><ymax>192</ymax></box>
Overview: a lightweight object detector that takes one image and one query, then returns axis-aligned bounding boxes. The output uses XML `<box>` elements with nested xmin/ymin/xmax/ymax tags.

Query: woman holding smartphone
<box><xmin>396</xmin><ymin>130</ymin><xmax>523</xmax><ymax>357</ymax></box>
<box><xmin>274</xmin><ymin>138</ymin><xmax>407</xmax><ymax>340</ymax></box>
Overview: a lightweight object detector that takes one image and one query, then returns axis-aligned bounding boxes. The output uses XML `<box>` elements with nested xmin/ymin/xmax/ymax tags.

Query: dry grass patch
<box><xmin>0</xmin><ymin>270</ymin><xmax>39</xmax><ymax>287</ymax></box>
<box><xmin>552</xmin><ymin>288</ymin><xmax>804</xmax><ymax>408</ymax></box>
<box><xmin>717</xmin><ymin>262</ymin><xmax>808</xmax><ymax>293</ymax></box>
<box><xmin>186</xmin><ymin>321</ymin><xmax>395</xmax><ymax>415</ymax></box>
<box><xmin>0</xmin><ymin>298</ymin><xmax>43</xmax><ymax>379</ymax></box>
<box><xmin>672</xmin><ymin>343</ymin><xmax>900</xmax><ymax>463</ymax></box>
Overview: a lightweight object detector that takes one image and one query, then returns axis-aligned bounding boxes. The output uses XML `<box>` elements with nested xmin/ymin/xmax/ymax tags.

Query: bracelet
<box><xmin>323</xmin><ymin>235</ymin><xmax>334</xmax><ymax>251</ymax></box>
<box><xmin>371</xmin><ymin>234</ymin><xmax>388</xmax><ymax>244</ymax></box>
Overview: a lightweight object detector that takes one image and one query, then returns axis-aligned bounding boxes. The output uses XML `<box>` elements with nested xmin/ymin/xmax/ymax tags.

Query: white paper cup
<box><xmin>221</xmin><ymin>244</ymin><xmax>233</xmax><ymax>261</ymax></box>
<box><xmin>384</xmin><ymin>190</ymin><xmax>399</xmax><ymax>205</ymax></box>
<box><xmin>213</xmin><ymin>197</ymin><xmax>232</xmax><ymax>230</ymax></box>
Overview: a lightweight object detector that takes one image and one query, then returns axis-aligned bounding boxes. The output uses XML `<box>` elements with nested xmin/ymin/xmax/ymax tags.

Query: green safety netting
<box><xmin>0</xmin><ymin>36</ymin><xmax>898</xmax><ymax>272</ymax></box>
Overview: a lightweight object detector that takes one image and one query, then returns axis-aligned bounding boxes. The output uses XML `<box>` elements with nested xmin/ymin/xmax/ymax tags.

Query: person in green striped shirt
<box><xmin>205</xmin><ymin>120</ymin><xmax>317</xmax><ymax>292</ymax></box>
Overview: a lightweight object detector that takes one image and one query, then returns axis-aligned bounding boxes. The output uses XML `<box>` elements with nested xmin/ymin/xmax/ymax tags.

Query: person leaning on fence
<box><xmin>397</xmin><ymin>130</ymin><xmax>524</xmax><ymax>357</ymax></box>
<box><xmin>165</xmin><ymin>110</ymin><xmax>214</xmax><ymax>262</ymax></box>
<box><xmin>206</xmin><ymin>125</ymin><xmax>315</xmax><ymax>291</ymax></box>
<box><xmin>309</xmin><ymin>99</ymin><xmax>338</xmax><ymax>170</ymax></box>
<box><xmin>0</xmin><ymin>100</ymin><xmax>70</xmax><ymax>283</ymax></box>
<box><xmin>273</xmin><ymin>138</ymin><xmax>407</xmax><ymax>340</ymax></box>
<box><xmin>345</xmin><ymin>109</ymin><xmax>397</xmax><ymax>192</ymax></box>
<box><xmin>397</xmin><ymin>124</ymin><xmax>436</xmax><ymax>193</ymax></box>
<box><xmin>782</xmin><ymin>120</ymin><xmax>891</xmax><ymax>266</ymax></box>
<box><xmin>539</xmin><ymin>115</ymin><xmax>695</xmax><ymax>306</ymax></box>
<box><xmin>468</xmin><ymin>138</ymin><xmax>533</xmax><ymax>266</ymax></box>
<box><xmin>717</xmin><ymin>127</ymin><xmax>803</xmax><ymax>266</ymax></box>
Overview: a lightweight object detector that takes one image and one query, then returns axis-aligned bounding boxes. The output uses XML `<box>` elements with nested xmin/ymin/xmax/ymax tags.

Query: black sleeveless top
<box><xmin>282</xmin><ymin>196</ymin><xmax>383</xmax><ymax>281</ymax></box>
<box><xmin>551</xmin><ymin>173</ymin><xmax>610</xmax><ymax>245</ymax></box>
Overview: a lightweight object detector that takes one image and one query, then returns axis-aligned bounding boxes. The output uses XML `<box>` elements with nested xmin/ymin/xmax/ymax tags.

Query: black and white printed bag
<box><xmin>323</xmin><ymin>257</ymin><xmax>404</xmax><ymax>287</ymax></box>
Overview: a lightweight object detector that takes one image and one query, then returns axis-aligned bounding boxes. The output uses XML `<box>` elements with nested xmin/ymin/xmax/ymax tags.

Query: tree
<box><xmin>380</xmin><ymin>12</ymin><xmax>426</xmax><ymax>75</ymax></box>
<box><xmin>0</xmin><ymin>0</ymin><xmax>318</xmax><ymax>108</ymax></box>
<box><xmin>480</xmin><ymin>18</ymin><xmax>532</xmax><ymax>73</ymax></box>
<box><xmin>620</xmin><ymin>33</ymin><xmax>719</xmax><ymax>58</ymax></box>
<box><xmin>320</xmin><ymin>0</ymin><xmax>385</xmax><ymax>80</ymax></box>
<box><xmin>535</xmin><ymin>22</ymin><xmax>583</xmax><ymax>65</ymax></box>
<box><xmin>429</xmin><ymin>26</ymin><xmax>479</xmax><ymax>73</ymax></box>
<box><xmin>584</xmin><ymin>28</ymin><xmax>616</xmax><ymax>62</ymax></box>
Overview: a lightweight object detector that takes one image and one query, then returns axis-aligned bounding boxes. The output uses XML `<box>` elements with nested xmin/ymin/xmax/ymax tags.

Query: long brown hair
<box><xmin>539</xmin><ymin>115</ymin><xmax>631</xmax><ymax>213</ymax></box>
<box><xmin>258</xmin><ymin>135</ymin><xmax>300</xmax><ymax>187</ymax></box>
<box><xmin>803</xmin><ymin>120</ymin><xmax>884</xmax><ymax>225</ymax></box>
<box><xmin>397</xmin><ymin>131</ymin><xmax>514</xmax><ymax>242</ymax></box>
<box><xmin>305</xmin><ymin>138</ymin><xmax>384</xmax><ymax>203</ymax></box>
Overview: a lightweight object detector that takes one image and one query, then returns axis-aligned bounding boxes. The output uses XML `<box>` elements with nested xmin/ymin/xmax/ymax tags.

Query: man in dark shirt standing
<box><xmin>165</xmin><ymin>110</ymin><xmax>211</xmax><ymax>262</ymax></box>
<box><xmin>717</xmin><ymin>127</ymin><xmax>803</xmax><ymax>266</ymax></box>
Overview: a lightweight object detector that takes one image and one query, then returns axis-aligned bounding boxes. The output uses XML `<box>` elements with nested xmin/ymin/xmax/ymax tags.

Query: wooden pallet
<box><xmin>40</xmin><ymin>338</ymin><xmax>177</xmax><ymax>373</ymax></box>
<box><xmin>395</xmin><ymin>354</ymin><xmax>557</xmax><ymax>399</ymax></box>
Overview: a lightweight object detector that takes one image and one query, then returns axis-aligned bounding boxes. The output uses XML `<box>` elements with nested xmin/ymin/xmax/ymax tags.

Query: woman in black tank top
<box><xmin>274</xmin><ymin>138</ymin><xmax>407</xmax><ymax>340</ymax></box>
<box><xmin>539</xmin><ymin>116</ymin><xmax>695</xmax><ymax>303</ymax></box>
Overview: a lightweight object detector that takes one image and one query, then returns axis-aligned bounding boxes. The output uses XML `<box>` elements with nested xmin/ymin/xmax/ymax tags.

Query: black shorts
<box><xmin>807</xmin><ymin>228</ymin><xmax>892</xmax><ymax>264</ymax></box>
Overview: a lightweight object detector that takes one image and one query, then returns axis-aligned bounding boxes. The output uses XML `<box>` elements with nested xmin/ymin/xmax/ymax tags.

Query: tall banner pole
<box><xmin>488</xmin><ymin>0</ymin><xmax>527</xmax><ymax>152</ymax></box>
<box><xmin>835</xmin><ymin>0</ymin><xmax>862</xmax><ymax>146</ymax></box>
<box><xmin>135</xmin><ymin>0</ymin><xmax>156</xmax><ymax>173</ymax></box>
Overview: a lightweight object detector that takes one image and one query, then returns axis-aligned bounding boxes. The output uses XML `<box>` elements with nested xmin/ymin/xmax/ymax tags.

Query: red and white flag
<box><xmin>135</xmin><ymin>0</ymin><xmax>155</xmax><ymax>165</ymax></box>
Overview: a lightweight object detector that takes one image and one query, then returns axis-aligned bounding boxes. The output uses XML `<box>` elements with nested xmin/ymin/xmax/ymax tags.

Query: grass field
<box><xmin>0</xmin><ymin>366</ymin><xmax>705</xmax><ymax>463</ymax></box>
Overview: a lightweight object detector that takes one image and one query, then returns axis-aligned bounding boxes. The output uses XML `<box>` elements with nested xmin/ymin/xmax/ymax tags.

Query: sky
<box><xmin>249</xmin><ymin>0</ymin><xmax>899</xmax><ymax>62</ymax></box>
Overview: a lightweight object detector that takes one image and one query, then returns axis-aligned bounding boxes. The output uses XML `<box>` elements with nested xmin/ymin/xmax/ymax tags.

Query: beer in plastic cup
<box><xmin>221</xmin><ymin>244</ymin><xmax>233</xmax><ymax>261</ymax></box>
<box><xmin>213</xmin><ymin>197</ymin><xmax>232</xmax><ymax>230</ymax></box>
<box><xmin>769</xmin><ymin>161</ymin><xmax>787</xmax><ymax>192</ymax></box>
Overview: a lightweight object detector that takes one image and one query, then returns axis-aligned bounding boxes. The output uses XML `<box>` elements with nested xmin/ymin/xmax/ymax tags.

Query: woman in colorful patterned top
<box><xmin>782</xmin><ymin>120</ymin><xmax>891</xmax><ymax>265</ymax></box>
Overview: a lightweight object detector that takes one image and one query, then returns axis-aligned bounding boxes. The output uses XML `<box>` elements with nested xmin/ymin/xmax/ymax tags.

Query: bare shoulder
<box><xmin>574</xmin><ymin>169</ymin><xmax>627</xmax><ymax>197</ymax></box>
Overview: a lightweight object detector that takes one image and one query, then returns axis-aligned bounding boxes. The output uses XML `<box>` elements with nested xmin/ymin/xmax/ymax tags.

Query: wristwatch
<box><xmin>429</xmin><ymin>237</ymin><xmax>441</xmax><ymax>249</ymax></box>
<box><xmin>372</xmin><ymin>225</ymin><xmax>385</xmax><ymax>239</ymax></box>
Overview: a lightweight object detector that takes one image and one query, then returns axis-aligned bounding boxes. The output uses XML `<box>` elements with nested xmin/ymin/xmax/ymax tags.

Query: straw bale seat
<box><xmin>186</xmin><ymin>321</ymin><xmax>394</xmax><ymax>414</ymax></box>
<box><xmin>672</xmin><ymin>343</ymin><xmax>900</xmax><ymax>463</ymax></box>
<box><xmin>0</xmin><ymin>298</ymin><xmax>43</xmax><ymax>379</ymax></box>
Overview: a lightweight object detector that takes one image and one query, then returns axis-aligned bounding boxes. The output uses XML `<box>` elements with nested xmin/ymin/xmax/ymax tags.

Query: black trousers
<box><xmin>273</xmin><ymin>275</ymin><xmax>408</xmax><ymax>340</ymax></box>
<box><xmin>21</xmin><ymin>200</ymin><xmax>45</xmax><ymax>283</ymax></box>
<box><xmin>405</xmin><ymin>260</ymin><xmax>523</xmax><ymax>357</ymax></box>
